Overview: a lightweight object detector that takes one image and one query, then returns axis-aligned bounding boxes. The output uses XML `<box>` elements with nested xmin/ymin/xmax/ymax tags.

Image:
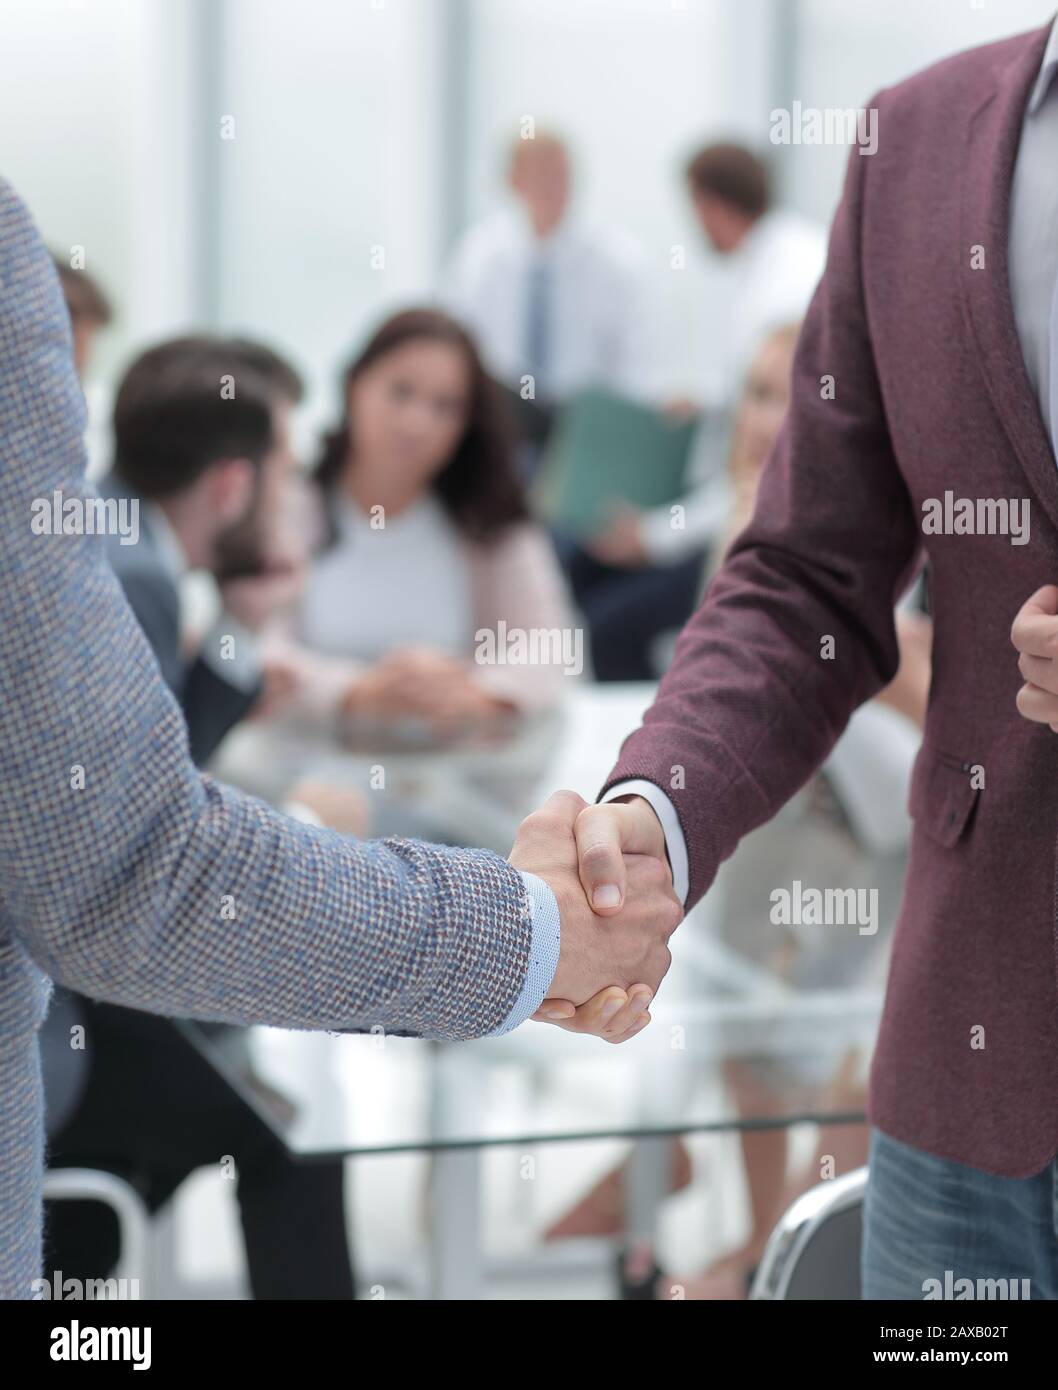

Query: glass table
<box><xmin>181</xmin><ymin>983</ymin><xmax>881</xmax><ymax>1298</ymax></box>
<box><xmin>203</xmin><ymin>682</ymin><xmax>890</xmax><ymax>1297</ymax></box>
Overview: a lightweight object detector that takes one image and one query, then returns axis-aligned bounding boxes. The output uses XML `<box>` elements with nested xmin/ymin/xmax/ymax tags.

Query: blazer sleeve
<box><xmin>0</xmin><ymin>179</ymin><xmax>532</xmax><ymax>1042</ymax></box>
<box><xmin>602</xmin><ymin>107</ymin><xmax>921</xmax><ymax>909</ymax></box>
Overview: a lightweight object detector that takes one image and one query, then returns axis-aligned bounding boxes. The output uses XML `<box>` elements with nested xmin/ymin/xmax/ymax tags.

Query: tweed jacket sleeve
<box><xmin>0</xmin><ymin>178</ymin><xmax>533</xmax><ymax>1042</ymax></box>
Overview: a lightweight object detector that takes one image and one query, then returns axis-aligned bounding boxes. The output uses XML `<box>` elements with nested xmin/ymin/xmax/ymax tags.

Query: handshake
<box><xmin>508</xmin><ymin>790</ymin><xmax>683</xmax><ymax>1043</ymax></box>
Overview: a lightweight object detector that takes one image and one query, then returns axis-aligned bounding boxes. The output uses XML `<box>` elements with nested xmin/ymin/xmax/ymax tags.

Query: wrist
<box><xmin>614</xmin><ymin>792</ymin><xmax>667</xmax><ymax>848</ymax></box>
<box><xmin>604</xmin><ymin>788</ymin><xmax>677</xmax><ymax>892</ymax></box>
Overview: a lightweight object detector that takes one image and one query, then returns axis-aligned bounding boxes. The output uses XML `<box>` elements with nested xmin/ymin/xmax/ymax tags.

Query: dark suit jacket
<box><xmin>604</xmin><ymin>23</ymin><xmax>1058</xmax><ymax>1177</ymax></box>
<box><xmin>98</xmin><ymin>473</ymin><xmax>261</xmax><ymax>765</ymax></box>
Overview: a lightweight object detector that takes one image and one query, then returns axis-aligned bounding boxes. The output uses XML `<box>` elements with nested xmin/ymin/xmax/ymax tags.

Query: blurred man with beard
<box><xmin>92</xmin><ymin>336</ymin><xmax>304</xmax><ymax>763</ymax></box>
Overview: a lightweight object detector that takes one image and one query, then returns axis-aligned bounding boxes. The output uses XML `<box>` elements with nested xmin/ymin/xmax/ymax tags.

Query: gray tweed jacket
<box><xmin>0</xmin><ymin>180</ymin><xmax>532</xmax><ymax>1299</ymax></box>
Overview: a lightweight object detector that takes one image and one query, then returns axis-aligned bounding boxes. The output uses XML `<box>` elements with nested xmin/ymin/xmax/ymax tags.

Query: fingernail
<box><xmin>544</xmin><ymin>1009</ymin><xmax>567</xmax><ymax>1019</ymax></box>
<box><xmin>600</xmin><ymin>998</ymin><xmax>624</xmax><ymax>1023</ymax></box>
<box><xmin>593</xmin><ymin>884</ymin><xmax>621</xmax><ymax>909</ymax></box>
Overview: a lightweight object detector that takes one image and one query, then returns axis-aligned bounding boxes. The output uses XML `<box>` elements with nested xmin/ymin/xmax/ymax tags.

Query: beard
<box><xmin>212</xmin><ymin>503</ymin><xmax>267</xmax><ymax>581</ymax></box>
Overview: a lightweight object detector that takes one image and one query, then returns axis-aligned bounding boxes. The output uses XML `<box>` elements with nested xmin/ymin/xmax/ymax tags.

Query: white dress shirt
<box><xmin>639</xmin><ymin>209</ymin><xmax>827</xmax><ymax>564</ymax></box>
<box><xmin>443</xmin><ymin>205</ymin><xmax>654</xmax><ymax>402</ymax></box>
<box><xmin>609</xmin><ymin>18</ymin><xmax>1058</xmax><ymax>901</ymax></box>
<box><xmin>694</xmin><ymin>207</ymin><xmax>827</xmax><ymax>412</ymax></box>
<box><xmin>1008</xmin><ymin>15</ymin><xmax>1058</xmax><ymax>452</ymax></box>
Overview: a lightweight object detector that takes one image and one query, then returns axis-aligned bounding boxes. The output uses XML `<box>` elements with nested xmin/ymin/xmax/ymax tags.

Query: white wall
<box><xmin>0</xmin><ymin>0</ymin><xmax>204</xmax><ymax>381</ymax></box>
<box><xmin>785</xmin><ymin>0</ymin><xmax>1057</xmax><ymax>223</ymax></box>
<box><xmin>3</xmin><ymin>0</ymin><xmax>1055</xmax><ymax>414</ymax></box>
<box><xmin>214</xmin><ymin>0</ymin><xmax>446</xmax><ymax>444</ymax></box>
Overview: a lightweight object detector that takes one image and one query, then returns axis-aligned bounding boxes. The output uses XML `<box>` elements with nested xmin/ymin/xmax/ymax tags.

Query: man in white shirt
<box><xmin>585</xmin><ymin>145</ymin><xmax>826</xmax><ymax>578</ymax></box>
<box><xmin>685</xmin><ymin>141</ymin><xmax>827</xmax><ymax>409</ymax></box>
<box><xmin>443</xmin><ymin>132</ymin><xmax>651</xmax><ymax>408</ymax></box>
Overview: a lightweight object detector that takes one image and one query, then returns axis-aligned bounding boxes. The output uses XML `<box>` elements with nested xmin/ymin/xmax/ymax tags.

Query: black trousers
<box><xmin>44</xmin><ymin>996</ymin><xmax>355</xmax><ymax>1300</ymax></box>
<box><xmin>558</xmin><ymin>538</ymin><xmax>708</xmax><ymax>682</ymax></box>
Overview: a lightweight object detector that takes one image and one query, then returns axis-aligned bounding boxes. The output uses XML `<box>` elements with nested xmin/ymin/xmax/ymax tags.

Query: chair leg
<box><xmin>42</xmin><ymin>1168</ymin><xmax>153</xmax><ymax>1299</ymax></box>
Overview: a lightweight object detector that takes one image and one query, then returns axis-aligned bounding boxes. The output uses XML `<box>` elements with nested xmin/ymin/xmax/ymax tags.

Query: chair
<box><xmin>41</xmin><ymin>988</ymin><xmax>154</xmax><ymax>1297</ymax></box>
<box><xmin>749</xmin><ymin>1166</ymin><xmax>867</xmax><ymax>1299</ymax></box>
<box><xmin>41</xmin><ymin>1168</ymin><xmax>153</xmax><ymax>1297</ymax></box>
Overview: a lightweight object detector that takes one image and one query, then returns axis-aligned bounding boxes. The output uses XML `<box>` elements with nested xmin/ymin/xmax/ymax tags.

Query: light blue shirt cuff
<box><xmin>487</xmin><ymin>871</ymin><xmax>562</xmax><ymax>1035</ymax></box>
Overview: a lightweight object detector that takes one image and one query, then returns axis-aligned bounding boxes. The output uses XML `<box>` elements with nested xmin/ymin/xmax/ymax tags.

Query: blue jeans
<box><xmin>862</xmin><ymin>1127</ymin><xmax>1058</xmax><ymax>1299</ymax></box>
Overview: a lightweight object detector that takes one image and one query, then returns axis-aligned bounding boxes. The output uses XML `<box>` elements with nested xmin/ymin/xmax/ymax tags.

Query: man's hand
<box><xmin>1013</xmin><ymin>585</ymin><xmax>1058</xmax><ymax>729</ymax></box>
<box><xmin>509</xmin><ymin>791</ymin><xmax>681</xmax><ymax>1030</ymax></box>
<box><xmin>529</xmin><ymin>793</ymin><xmax>676</xmax><ymax>1041</ymax></box>
<box><xmin>587</xmin><ymin>505</ymin><xmax>649</xmax><ymax>568</ymax></box>
<box><xmin>571</xmin><ymin>794</ymin><xmax>670</xmax><ymax>913</ymax></box>
<box><xmin>531</xmin><ymin>983</ymin><xmax>658</xmax><ymax>1044</ymax></box>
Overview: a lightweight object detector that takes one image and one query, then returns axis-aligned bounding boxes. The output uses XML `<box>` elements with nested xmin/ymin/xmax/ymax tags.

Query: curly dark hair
<box><xmin>314</xmin><ymin>308</ymin><xmax>529</xmax><ymax>545</ymax></box>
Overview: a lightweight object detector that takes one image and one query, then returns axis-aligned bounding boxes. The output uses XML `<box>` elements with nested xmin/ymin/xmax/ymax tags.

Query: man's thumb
<box><xmin>573</xmin><ymin>803</ymin><xmax>629</xmax><ymax>915</ymax></box>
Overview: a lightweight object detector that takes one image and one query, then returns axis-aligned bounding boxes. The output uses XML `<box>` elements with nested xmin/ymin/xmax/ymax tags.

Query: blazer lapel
<box><xmin>960</xmin><ymin>24</ymin><xmax>1058</xmax><ymax>533</ymax></box>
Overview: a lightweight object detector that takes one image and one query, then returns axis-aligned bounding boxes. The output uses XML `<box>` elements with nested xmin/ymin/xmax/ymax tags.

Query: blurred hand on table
<box><xmin>342</xmin><ymin>645</ymin><xmax>515</xmax><ymax>741</ymax></box>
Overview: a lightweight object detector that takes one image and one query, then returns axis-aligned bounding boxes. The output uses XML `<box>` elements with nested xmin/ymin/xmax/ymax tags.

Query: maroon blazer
<box><xmin>604</xmin><ymin>22</ymin><xmax>1058</xmax><ymax>1178</ymax></box>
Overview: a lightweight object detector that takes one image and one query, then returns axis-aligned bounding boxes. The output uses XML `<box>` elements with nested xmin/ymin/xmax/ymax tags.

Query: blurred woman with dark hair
<box><xmin>267</xmin><ymin>308</ymin><xmax>574</xmax><ymax>740</ymax></box>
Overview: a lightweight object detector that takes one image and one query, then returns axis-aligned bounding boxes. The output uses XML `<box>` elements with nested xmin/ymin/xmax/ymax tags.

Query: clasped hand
<box><xmin>508</xmin><ymin>790</ymin><xmax>682</xmax><ymax>1044</ymax></box>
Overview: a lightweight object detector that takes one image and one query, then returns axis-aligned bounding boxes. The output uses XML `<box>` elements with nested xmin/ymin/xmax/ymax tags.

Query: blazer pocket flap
<box><xmin>908</xmin><ymin>748</ymin><xmax>979</xmax><ymax>848</ymax></box>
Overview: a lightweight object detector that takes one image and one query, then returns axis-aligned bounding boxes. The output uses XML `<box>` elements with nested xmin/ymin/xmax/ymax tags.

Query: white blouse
<box><xmin>296</xmin><ymin>491</ymin><xmax>473</xmax><ymax>663</ymax></box>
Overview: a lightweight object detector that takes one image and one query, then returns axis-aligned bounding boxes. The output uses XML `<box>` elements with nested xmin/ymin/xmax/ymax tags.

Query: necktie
<box><xmin>525</xmin><ymin>256</ymin><xmax>550</xmax><ymax>399</ymax></box>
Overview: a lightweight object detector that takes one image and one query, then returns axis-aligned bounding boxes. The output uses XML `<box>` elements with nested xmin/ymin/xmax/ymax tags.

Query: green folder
<box><xmin>536</xmin><ymin>388</ymin><xmax>696</xmax><ymax>537</ymax></box>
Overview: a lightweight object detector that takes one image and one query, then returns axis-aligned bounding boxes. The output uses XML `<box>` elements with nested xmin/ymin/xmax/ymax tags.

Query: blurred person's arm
<box><xmin>257</xmin><ymin>634</ymin><xmax>512</xmax><ymax>738</ymax></box>
<box><xmin>875</xmin><ymin>609</ymin><xmax>932</xmax><ymax>730</ymax></box>
<box><xmin>470</xmin><ymin>522</ymin><xmax>581</xmax><ymax>711</ymax></box>
<box><xmin>821</xmin><ymin>703</ymin><xmax>920</xmax><ymax>857</ymax></box>
<box><xmin>817</xmin><ymin>609</ymin><xmax>931</xmax><ymax>855</ymax></box>
<box><xmin>633</xmin><ymin>473</ymin><xmax>734</xmax><ymax>566</ymax></box>
<box><xmin>346</xmin><ymin>646</ymin><xmax>515</xmax><ymax>739</ymax></box>
<box><xmin>590</xmin><ymin>413</ymin><xmax>733</xmax><ymax>567</ymax></box>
